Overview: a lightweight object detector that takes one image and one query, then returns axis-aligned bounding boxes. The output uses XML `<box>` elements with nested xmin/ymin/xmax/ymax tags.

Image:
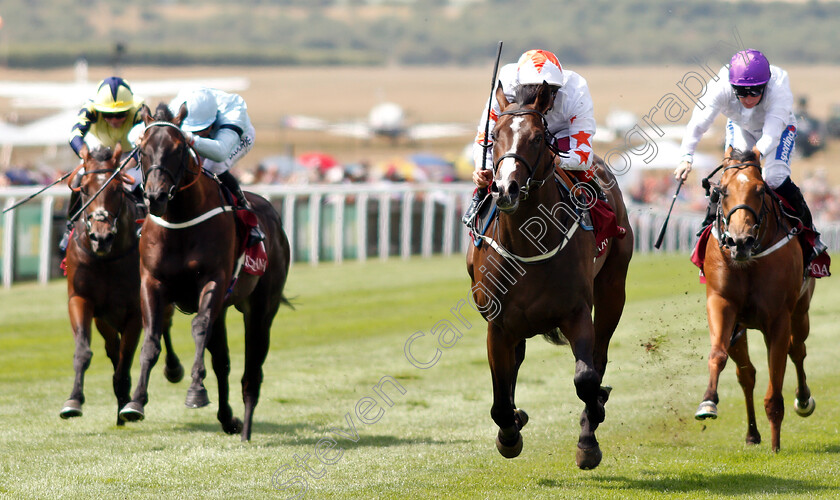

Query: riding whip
<box><xmin>481</xmin><ymin>41</ymin><xmax>504</xmax><ymax>173</ymax></box>
<box><xmin>2</xmin><ymin>166</ymin><xmax>82</xmax><ymax>214</ymax></box>
<box><xmin>654</xmin><ymin>178</ymin><xmax>684</xmax><ymax>249</ymax></box>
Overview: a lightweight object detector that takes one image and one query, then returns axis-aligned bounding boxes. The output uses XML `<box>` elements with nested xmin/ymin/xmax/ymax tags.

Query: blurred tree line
<box><xmin>2</xmin><ymin>0</ymin><xmax>840</xmax><ymax>67</ymax></box>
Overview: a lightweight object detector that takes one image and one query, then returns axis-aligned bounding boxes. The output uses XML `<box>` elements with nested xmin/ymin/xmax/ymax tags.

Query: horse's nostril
<box><xmin>509</xmin><ymin>181</ymin><xmax>520</xmax><ymax>199</ymax></box>
<box><xmin>726</xmin><ymin>237</ymin><xmax>735</xmax><ymax>247</ymax></box>
<box><xmin>490</xmin><ymin>182</ymin><xmax>500</xmax><ymax>194</ymax></box>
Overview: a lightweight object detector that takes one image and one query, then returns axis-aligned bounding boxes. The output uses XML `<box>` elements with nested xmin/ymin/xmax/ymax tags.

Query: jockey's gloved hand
<box><xmin>675</xmin><ymin>154</ymin><xmax>693</xmax><ymax>180</ymax></box>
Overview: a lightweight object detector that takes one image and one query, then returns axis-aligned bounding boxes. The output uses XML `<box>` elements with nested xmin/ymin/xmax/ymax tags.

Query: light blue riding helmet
<box><xmin>170</xmin><ymin>88</ymin><xmax>218</xmax><ymax>132</ymax></box>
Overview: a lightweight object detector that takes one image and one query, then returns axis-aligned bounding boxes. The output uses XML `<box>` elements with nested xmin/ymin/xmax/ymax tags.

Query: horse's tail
<box><xmin>279</xmin><ymin>294</ymin><xmax>297</xmax><ymax>311</ymax></box>
<box><xmin>543</xmin><ymin>327</ymin><xmax>569</xmax><ymax>345</ymax></box>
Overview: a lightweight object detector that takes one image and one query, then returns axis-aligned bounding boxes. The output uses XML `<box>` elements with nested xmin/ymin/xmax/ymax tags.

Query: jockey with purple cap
<box><xmin>675</xmin><ymin>49</ymin><xmax>826</xmax><ymax>265</ymax></box>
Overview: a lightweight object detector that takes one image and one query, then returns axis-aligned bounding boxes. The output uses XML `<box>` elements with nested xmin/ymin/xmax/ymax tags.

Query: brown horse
<box><xmin>695</xmin><ymin>148</ymin><xmax>816</xmax><ymax>452</ymax></box>
<box><xmin>119</xmin><ymin>104</ymin><xmax>291</xmax><ymax>441</ymax></box>
<box><xmin>466</xmin><ymin>82</ymin><xmax>634</xmax><ymax>469</ymax></box>
<box><xmin>62</xmin><ymin>144</ymin><xmax>183</xmax><ymax>425</ymax></box>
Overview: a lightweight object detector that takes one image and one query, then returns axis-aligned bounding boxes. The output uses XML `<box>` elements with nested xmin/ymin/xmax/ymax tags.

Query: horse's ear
<box><xmin>175</xmin><ymin>103</ymin><xmax>188</xmax><ymax>127</ymax></box>
<box><xmin>534</xmin><ymin>81</ymin><xmax>553</xmax><ymax>113</ymax></box>
<box><xmin>495</xmin><ymin>81</ymin><xmax>509</xmax><ymax>110</ymax></box>
<box><xmin>751</xmin><ymin>146</ymin><xmax>762</xmax><ymax>165</ymax></box>
<box><xmin>139</xmin><ymin>104</ymin><xmax>153</xmax><ymax>125</ymax></box>
<box><xmin>113</xmin><ymin>142</ymin><xmax>123</xmax><ymax>162</ymax></box>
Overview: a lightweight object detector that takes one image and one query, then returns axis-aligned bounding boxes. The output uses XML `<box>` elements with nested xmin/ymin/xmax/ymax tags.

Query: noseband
<box><xmin>494</xmin><ymin>108</ymin><xmax>559</xmax><ymax>201</ymax></box>
<box><xmin>141</xmin><ymin>121</ymin><xmax>200</xmax><ymax>200</ymax></box>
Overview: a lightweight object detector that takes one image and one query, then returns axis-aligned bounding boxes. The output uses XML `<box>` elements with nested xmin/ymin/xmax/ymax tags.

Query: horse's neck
<box><xmin>758</xmin><ymin>193</ymin><xmax>789</xmax><ymax>247</ymax></box>
<box><xmin>495</xmin><ymin>183</ymin><xmax>572</xmax><ymax>251</ymax></box>
<box><xmin>167</xmin><ymin>172</ymin><xmax>219</xmax><ymax>216</ymax></box>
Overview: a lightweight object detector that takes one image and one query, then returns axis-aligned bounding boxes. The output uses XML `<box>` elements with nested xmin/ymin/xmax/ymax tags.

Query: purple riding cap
<box><xmin>729</xmin><ymin>49</ymin><xmax>771</xmax><ymax>86</ymax></box>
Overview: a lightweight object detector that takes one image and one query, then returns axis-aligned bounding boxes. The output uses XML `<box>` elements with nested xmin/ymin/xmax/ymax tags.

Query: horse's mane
<box><xmin>153</xmin><ymin>102</ymin><xmax>174</xmax><ymax>122</ymax></box>
<box><xmin>729</xmin><ymin>148</ymin><xmax>759</xmax><ymax>163</ymax></box>
<box><xmin>89</xmin><ymin>147</ymin><xmax>113</xmax><ymax>162</ymax></box>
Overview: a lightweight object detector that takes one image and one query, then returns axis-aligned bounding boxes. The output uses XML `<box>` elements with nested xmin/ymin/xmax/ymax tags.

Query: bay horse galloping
<box><xmin>695</xmin><ymin>148</ymin><xmax>816</xmax><ymax>452</ymax></box>
<box><xmin>119</xmin><ymin>104</ymin><xmax>290</xmax><ymax>441</ymax></box>
<box><xmin>467</xmin><ymin>82</ymin><xmax>634</xmax><ymax>469</ymax></box>
<box><xmin>62</xmin><ymin>144</ymin><xmax>183</xmax><ymax>425</ymax></box>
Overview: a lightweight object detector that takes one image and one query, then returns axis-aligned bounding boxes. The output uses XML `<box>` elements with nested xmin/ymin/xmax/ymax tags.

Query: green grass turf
<box><xmin>1</xmin><ymin>254</ymin><xmax>839</xmax><ymax>499</ymax></box>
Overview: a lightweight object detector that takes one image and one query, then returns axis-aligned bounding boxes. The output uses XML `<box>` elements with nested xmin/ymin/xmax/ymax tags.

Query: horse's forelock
<box><xmin>89</xmin><ymin>147</ymin><xmax>113</xmax><ymax>162</ymax></box>
<box><xmin>729</xmin><ymin>148</ymin><xmax>759</xmax><ymax>164</ymax></box>
<box><xmin>153</xmin><ymin>102</ymin><xmax>174</xmax><ymax>122</ymax></box>
<box><xmin>513</xmin><ymin>84</ymin><xmax>541</xmax><ymax>106</ymax></box>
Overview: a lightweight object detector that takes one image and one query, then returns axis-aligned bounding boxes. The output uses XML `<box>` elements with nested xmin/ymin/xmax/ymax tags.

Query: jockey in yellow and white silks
<box><xmin>472</xmin><ymin>49</ymin><xmax>597</xmax><ymax>185</ymax></box>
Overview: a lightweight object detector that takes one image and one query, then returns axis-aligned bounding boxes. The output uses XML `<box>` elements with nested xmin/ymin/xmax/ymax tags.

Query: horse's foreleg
<box><xmin>186</xmin><ymin>279</ymin><xmax>225</xmax><ymax>409</ymax></box>
<box><xmin>120</xmin><ymin>281</ymin><xmax>166</xmax><ymax>422</ymax></box>
<box><xmin>563</xmin><ymin>308</ymin><xmax>603</xmax><ymax>470</ymax></box>
<box><xmin>697</xmin><ymin>294</ymin><xmax>737</xmax><ymax>420</ymax></box>
<box><xmin>161</xmin><ymin>304</ymin><xmax>184</xmax><ymax>384</ymax></box>
<box><xmin>96</xmin><ymin>317</ymin><xmax>137</xmax><ymax>426</ymax></box>
<box><xmin>61</xmin><ymin>297</ymin><xmax>94</xmax><ymax>419</ymax></box>
<box><xmin>790</xmin><ymin>303</ymin><xmax>815</xmax><ymax>418</ymax></box>
<box><xmin>764</xmin><ymin>316</ymin><xmax>792</xmax><ymax>452</ymax></box>
<box><xmin>487</xmin><ymin>323</ymin><xmax>524</xmax><ymax>459</ymax></box>
<box><xmin>728</xmin><ymin>332</ymin><xmax>760</xmax><ymax>445</ymax></box>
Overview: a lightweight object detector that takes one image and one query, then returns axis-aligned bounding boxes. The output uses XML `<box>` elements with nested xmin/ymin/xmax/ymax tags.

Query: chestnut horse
<box><xmin>62</xmin><ymin>144</ymin><xmax>183</xmax><ymax>425</ymax></box>
<box><xmin>695</xmin><ymin>148</ymin><xmax>816</xmax><ymax>452</ymax></box>
<box><xmin>467</xmin><ymin>82</ymin><xmax>634</xmax><ymax>469</ymax></box>
<box><xmin>119</xmin><ymin>104</ymin><xmax>291</xmax><ymax>441</ymax></box>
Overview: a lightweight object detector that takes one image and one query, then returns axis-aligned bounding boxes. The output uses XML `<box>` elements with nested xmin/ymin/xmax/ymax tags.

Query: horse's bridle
<box><xmin>79</xmin><ymin>169</ymin><xmax>125</xmax><ymax>238</ymax></box>
<box><xmin>705</xmin><ymin>161</ymin><xmax>769</xmax><ymax>252</ymax></box>
<box><xmin>493</xmin><ymin>108</ymin><xmax>559</xmax><ymax>201</ymax></box>
<box><xmin>141</xmin><ymin>121</ymin><xmax>200</xmax><ymax>200</ymax></box>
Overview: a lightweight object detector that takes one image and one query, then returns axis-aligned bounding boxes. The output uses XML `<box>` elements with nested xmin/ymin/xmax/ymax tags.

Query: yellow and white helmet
<box><xmin>517</xmin><ymin>49</ymin><xmax>564</xmax><ymax>87</ymax></box>
<box><xmin>92</xmin><ymin>77</ymin><xmax>136</xmax><ymax>113</ymax></box>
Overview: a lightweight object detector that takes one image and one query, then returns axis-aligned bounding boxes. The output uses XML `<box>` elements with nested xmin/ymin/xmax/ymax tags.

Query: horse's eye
<box><xmin>79</xmin><ymin>187</ymin><xmax>88</xmax><ymax>196</ymax></box>
<box><xmin>533</xmin><ymin>135</ymin><xmax>543</xmax><ymax>145</ymax></box>
<box><xmin>489</xmin><ymin>131</ymin><xmax>497</xmax><ymax>141</ymax></box>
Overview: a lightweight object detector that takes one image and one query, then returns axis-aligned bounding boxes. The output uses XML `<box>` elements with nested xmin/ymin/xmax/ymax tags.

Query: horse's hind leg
<box><xmin>206</xmin><ymin>310</ymin><xmax>242</xmax><ymax>436</ymax></box>
<box><xmin>61</xmin><ymin>297</ymin><xmax>94</xmax><ymax>419</ymax></box>
<box><xmin>161</xmin><ymin>304</ymin><xmax>184</xmax><ymax>384</ymax></box>
<box><xmin>562</xmin><ymin>310</ymin><xmax>603</xmax><ymax>470</ymax></box>
<box><xmin>764</xmin><ymin>315</ymin><xmax>792</xmax><ymax>452</ymax></box>
<box><xmin>728</xmin><ymin>331</ymin><xmax>761</xmax><ymax>445</ymax></box>
<box><xmin>790</xmin><ymin>298</ymin><xmax>815</xmax><ymax>417</ymax></box>
<box><xmin>240</xmin><ymin>297</ymin><xmax>279</xmax><ymax>441</ymax></box>
<box><xmin>487</xmin><ymin>323</ymin><xmax>525</xmax><ymax>458</ymax></box>
<box><xmin>96</xmin><ymin>317</ymin><xmax>138</xmax><ymax>426</ymax></box>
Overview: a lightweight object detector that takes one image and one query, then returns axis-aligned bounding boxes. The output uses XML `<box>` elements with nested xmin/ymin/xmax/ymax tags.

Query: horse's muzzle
<box><xmin>726</xmin><ymin>234</ymin><xmax>756</xmax><ymax>262</ymax></box>
<box><xmin>144</xmin><ymin>191</ymin><xmax>168</xmax><ymax>217</ymax></box>
<box><xmin>492</xmin><ymin>179</ymin><xmax>520</xmax><ymax>213</ymax></box>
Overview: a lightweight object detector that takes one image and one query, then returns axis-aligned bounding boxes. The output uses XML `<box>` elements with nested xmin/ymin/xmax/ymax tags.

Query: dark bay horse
<box><xmin>466</xmin><ymin>82</ymin><xmax>634</xmax><ymax>469</ymax></box>
<box><xmin>62</xmin><ymin>144</ymin><xmax>183</xmax><ymax>425</ymax></box>
<box><xmin>119</xmin><ymin>104</ymin><xmax>290</xmax><ymax>441</ymax></box>
<box><xmin>695</xmin><ymin>148</ymin><xmax>816</xmax><ymax>452</ymax></box>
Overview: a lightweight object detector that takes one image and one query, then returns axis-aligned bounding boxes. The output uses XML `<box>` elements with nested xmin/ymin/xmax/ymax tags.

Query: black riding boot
<box><xmin>696</xmin><ymin>200</ymin><xmax>717</xmax><ymax>237</ymax></box>
<box><xmin>130</xmin><ymin>185</ymin><xmax>147</xmax><ymax>238</ymax></box>
<box><xmin>461</xmin><ymin>188</ymin><xmax>485</xmax><ymax>226</ymax></box>
<box><xmin>59</xmin><ymin>179</ymin><xmax>82</xmax><ymax>253</ymax></box>
<box><xmin>218</xmin><ymin>171</ymin><xmax>265</xmax><ymax>247</ymax></box>
<box><xmin>773</xmin><ymin>177</ymin><xmax>827</xmax><ymax>270</ymax></box>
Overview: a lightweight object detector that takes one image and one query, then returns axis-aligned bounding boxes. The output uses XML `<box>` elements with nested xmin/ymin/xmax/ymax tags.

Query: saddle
<box><xmin>215</xmin><ymin>178</ymin><xmax>266</xmax><ymax>277</ymax></box>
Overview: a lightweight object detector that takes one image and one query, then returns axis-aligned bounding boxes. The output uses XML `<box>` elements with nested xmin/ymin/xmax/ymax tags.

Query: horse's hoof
<box><xmin>495</xmin><ymin>430</ymin><xmax>523</xmax><ymax>459</ymax></box>
<box><xmin>185</xmin><ymin>387</ymin><xmax>210</xmax><ymax>408</ymax></box>
<box><xmin>576</xmin><ymin>444</ymin><xmax>602</xmax><ymax>470</ymax></box>
<box><xmin>695</xmin><ymin>400</ymin><xmax>718</xmax><ymax>420</ymax></box>
<box><xmin>794</xmin><ymin>396</ymin><xmax>816</xmax><ymax>417</ymax></box>
<box><xmin>59</xmin><ymin>400</ymin><xmax>83</xmax><ymax>419</ymax></box>
<box><xmin>119</xmin><ymin>402</ymin><xmax>145</xmax><ymax>422</ymax></box>
<box><xmin>223</xmin><ymin>417</ymin><xmax>243</xmax><ymax>436</ymax></box>
<box><xmin>164</xmin><ymin>363</ymin><xmax>185</xmax><ymax>384</ymax></box>
<box><xmin>513</xmin><ymin>408</ymin><xmax>529</xmax><ymax>429</ymax></box>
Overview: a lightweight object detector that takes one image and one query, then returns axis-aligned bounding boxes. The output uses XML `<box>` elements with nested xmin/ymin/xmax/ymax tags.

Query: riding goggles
<box><xmin>732</xmin><ymin>84</ymin><xmax>765</xmax><ymax>98</ymax></box>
